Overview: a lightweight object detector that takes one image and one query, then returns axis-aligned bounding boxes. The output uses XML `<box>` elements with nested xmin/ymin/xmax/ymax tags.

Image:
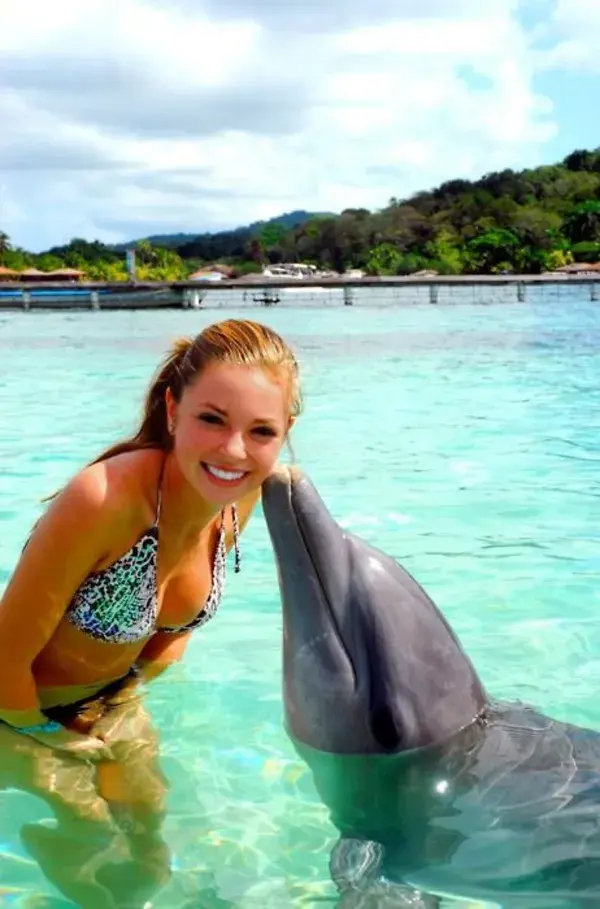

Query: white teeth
<box><xmin>205</xmin><ymin>464</ymin><xmax>246</xmax><ymax>481</ymax></box>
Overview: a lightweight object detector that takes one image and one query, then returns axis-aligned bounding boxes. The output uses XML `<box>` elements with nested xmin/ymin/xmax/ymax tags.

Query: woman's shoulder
<box><xmin>55</xmin><ymin>447</ymin><xmax>164</xmax><ymax>528</ymax></box>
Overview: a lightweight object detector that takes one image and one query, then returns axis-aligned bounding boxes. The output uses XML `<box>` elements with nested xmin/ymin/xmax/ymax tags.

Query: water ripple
<box><xmin>0</xmin><ymin>294</ymin><xmax>599</xmax><ymax>906</ymax></box>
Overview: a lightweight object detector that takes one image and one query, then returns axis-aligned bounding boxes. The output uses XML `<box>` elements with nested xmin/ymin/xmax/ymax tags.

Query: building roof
<box><xmin>554</xmin><ymin>262</ymin><xmax>600</xmax><ymax>273</ymax></box>
<box><xmin>189</xmin><ymin>269</ymin><xmax>224</xmax><ymax>281</ymax></box>
<box><xmin>190</xmin><ymin>263</ymin><xmax>235</xmax><ymax>278</ymax></box>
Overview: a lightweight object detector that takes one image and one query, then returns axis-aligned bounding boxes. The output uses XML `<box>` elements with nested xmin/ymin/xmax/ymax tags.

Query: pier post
<box><xmin>429</xmin><ymin>285</ymin><xmax>439</xmax><ymax>305</ymax></box>
<box><xmin>22</xmin><ymin>290</ymin><xmax>31</xmax><ymax>311</ymax></box>
<box><xmin>90</xmin><ymin>290</ymin><xmax>100</xmax><ymax>310</ymax></box>
<box><xmin>517</xmin><ymin>282</ymin><xmax>526</xmax><ymax>303</ymax></box>
<box><xmin>183</xmin><ymin>289</ymin><xmax>204</xmax><ymax>309</ymax></box>
<box><xmin>343</xmin><ymin>285</ymin><xmax>354</xmax><ymax>306</ymax></box>
<box><xmin>591</xmin><ymin>283</ymin><xmax>598</xmax><ymax>302</ymax></box>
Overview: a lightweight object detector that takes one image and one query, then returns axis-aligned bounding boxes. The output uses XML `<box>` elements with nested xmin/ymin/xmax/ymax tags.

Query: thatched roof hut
<box><xmin>18</xmin><ymin>267</ymin><xmax>85</xmax><ymax>282</ymax></box>
<box><xmin>19</xmin><ymin>267</ymin><xmax>48</xmax><ymax>280</ymax></box>
<box><xmin>46</xmin><ymin>268</ymin><xmax>85</xmax><ymax>281</ymax></box>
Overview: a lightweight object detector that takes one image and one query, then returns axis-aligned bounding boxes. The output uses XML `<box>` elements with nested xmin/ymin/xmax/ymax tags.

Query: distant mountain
<box><xmin>118</xmin><ymin>232</ymin><xmax>199</xmax><ymax>249</ymax></box>
<box><xmin>116</xmin><ymin>211</ymin><xmax>333</xmax><ymax>251</ymax></box>
<box><xmin>246</xmin><ymin>210</ymin><xmax>333</xmax><ymax>233</ymax></box>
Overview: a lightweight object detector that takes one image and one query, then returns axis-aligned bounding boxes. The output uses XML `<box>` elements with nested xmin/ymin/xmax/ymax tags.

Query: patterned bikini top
<box><xmin>64</xmin><ymin>475</ymin><xmax>240</xmax><ymax>645</ymax></box>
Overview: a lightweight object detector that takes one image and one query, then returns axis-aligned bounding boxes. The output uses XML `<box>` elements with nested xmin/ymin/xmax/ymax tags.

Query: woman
<box><xmin>0</xmin><ymin>318</ymin><xmax>301</xmax><ymax>908</ymax></box>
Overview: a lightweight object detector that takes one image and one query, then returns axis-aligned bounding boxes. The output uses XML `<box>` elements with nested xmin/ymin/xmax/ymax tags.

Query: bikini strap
<box><xmin>155</xmin><ymin>456</ymin><xmax>167</xmax><ymax>526</ymax></box>
<box><xmin>226</xmin><ymin>504</ymin><xmax>241</xmax><ymax>573</ymax></box>
<box><xmin>154</xmin><ymin>462</ymin><xmax>239</xmax><ymax>568</ymax></box>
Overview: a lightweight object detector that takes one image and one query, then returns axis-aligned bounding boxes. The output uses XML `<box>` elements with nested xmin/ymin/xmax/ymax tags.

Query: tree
<box><xmin>563</xmin><ymin>201</ymin><xmax>600</xmax><ymax>245</ymax></box>
<box><xmin>86</xmin><ymin>260</ymin><xmax>128</xmax><ymax>281</ymax></box>
<box><xmin>136</xmin><ymin>238</ymin><xmax>157</xmax><ymax>265</ymax></box>
<box><xmin>570</xmin><ymin>242</ymin><xmax>600</xmax><ymax>263</ymax></box>
<box><xmin>466</xmin><ymin>229</ymin><xmax>522</xmax><ymax>274</ymax></box>
<box><xmin>135</xmin><ymin>245</ymin><xmax>186</xmax><ymax>280</ymax></box>
<box><xmin>248</xmin><ymin>239</ymin><xmax>265</xmax><ymax>267</ymax></box>
<box><xmin>541</xmin><ymin>248</ymin><xmax>574</xmax><ymax>271</ymax></box>
<box><xmin>37</xmin><ymin>254</ymin><xmax>65</xmax><ymax>272</ymax></box>
<box><xmin>259</xmin><ymin>223</ymin><xmax>286</xmax><ymax>249</ymax></box>
<box><xmin>365</xmin><ymin>243</ymin><xmax>403</xmax><ymax>275</ymax></box>
<box><xmin>563</xmin><ymin>149</ymin><xmax>600</xmax><ymax>172</ymax></box>
<box><xmin>0</xmin><ymin>231</ymin><xmax>11</xmax><ymax>265</ymax></box>
<box><xmin>510</xmin><ymin>206</ymin><xmax>562</xmax><ymax>250</ymax></box>
<box><xmin>425</xmin><ymin>230</ymin><xmax>465</xmax><ymax>274</ymax></box>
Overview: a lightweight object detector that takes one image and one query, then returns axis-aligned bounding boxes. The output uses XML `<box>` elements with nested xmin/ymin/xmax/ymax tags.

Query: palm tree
<box><xmin>0</xmin><ymin>231</ymin><xmax>11</xmax><ymax>264</ymax></box>
<box><xmin>136</xmin><ymin>238</ymin><xmax>157</xmax><ymax>265</ymax></box>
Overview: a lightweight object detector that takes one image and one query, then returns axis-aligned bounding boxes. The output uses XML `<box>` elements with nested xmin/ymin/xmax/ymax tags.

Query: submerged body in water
<box><xmin>0</xmin><ymin>675</ymin><xmax>170</xmax><ymax>909</ymax></box>
<box><xmin>262</xmin><ymin>468</ymin><xmax>600</xmax><ymax>908</ymax></box>
<box><xmin>295</xmin><ymin>703</ymin><xmax>600</xmax><ymax>907</ymax></box>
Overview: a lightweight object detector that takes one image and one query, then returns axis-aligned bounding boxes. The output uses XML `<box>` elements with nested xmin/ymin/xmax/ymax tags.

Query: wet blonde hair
<box><xmin>91</xmin><ymin>318</ymin><xmax>302</xmax><ymax>465</ymax></box>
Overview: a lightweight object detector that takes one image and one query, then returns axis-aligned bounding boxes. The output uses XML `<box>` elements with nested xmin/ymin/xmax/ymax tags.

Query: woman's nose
<box><xmin>221</xmin><ymin>431</ymin><xmax>246</xmax><ymax>460</ymax></box>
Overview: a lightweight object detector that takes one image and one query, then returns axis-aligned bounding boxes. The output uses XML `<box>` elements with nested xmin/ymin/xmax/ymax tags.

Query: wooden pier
<box><xmin>0</xmin><ymin>273</ymin><xmax>598</xmax><ymax>311</ymax></box>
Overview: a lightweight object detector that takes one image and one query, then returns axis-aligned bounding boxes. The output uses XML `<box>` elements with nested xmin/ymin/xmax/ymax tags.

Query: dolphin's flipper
<box><xmin>330</xmin><ymin>837</ymin><xmax>440</xmax><ymax>908</ymax></box>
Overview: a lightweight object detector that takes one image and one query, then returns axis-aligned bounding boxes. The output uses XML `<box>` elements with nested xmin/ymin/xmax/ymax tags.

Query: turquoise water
<box><xmin>0</xmin><ymin>291</ymin><xmax>599</xmax><ymax>907</ymax></box>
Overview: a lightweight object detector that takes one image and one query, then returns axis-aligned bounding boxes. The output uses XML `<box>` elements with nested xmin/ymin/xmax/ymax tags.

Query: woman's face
<box><xmin>166</xmin><ymin>362</ymin><xmax>291</xmax><ymax>506</ymax></box>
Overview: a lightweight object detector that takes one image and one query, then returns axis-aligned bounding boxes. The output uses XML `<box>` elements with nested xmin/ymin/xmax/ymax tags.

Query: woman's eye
<box><xmin>198</xmin><ymin>414</ymin><xmax>276</xmax><ymax>437</ymax></box>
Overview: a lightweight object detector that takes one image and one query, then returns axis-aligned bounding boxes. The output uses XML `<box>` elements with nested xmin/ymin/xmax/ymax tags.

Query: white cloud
<box><xmin>0</xmin><ymin>0</ymin><xmax>559</xmax><ymax>250</ymax></box>
<box><xmin>534</xmin><ymin>0</ymin><xmax>600</xmax><ymax>73</ymax></box>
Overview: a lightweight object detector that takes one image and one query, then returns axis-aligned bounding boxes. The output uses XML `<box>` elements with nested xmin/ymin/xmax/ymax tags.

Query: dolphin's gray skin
<box><xmin>261</xmin><ymin>468</ymin><xmax>600</xmax><ymax>908</ymax></box>
<box><xmin>261</xmin><ymin>468</ymin><xmax>487</xmax><ymax>756</ymax></box>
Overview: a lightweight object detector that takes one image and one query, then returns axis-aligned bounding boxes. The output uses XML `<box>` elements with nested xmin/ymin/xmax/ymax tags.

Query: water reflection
<box><xmin>0</xmin><ymin>679</ymin><xmax>170</xmax><ymax>908</ymax></box>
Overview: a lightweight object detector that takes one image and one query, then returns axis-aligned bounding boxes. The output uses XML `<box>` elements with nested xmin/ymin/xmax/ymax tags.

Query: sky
<box><xmin>1</xmin><ymin>0</ymin><xmax>599</xmax><ymax>251</ymax></box>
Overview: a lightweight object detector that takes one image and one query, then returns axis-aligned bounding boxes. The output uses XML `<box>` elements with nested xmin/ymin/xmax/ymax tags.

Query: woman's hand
<box><xmin>24</xmin><ymin>726</ymin><xmax>114</xmax><ymax>761</ymax></box>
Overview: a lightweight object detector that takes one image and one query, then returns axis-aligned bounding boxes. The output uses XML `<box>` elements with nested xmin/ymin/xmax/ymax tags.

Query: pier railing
<box><xmin>0</xmin><ymin>274</ymin><xmax>598</xmax><ymax>310</ymax></box>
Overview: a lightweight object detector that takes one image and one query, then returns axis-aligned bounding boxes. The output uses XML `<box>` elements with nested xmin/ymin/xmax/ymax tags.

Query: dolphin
<box><xmin>261</xmin><ymin>467</ymin><xmax>600</xmax><ymax>908</ymax></box>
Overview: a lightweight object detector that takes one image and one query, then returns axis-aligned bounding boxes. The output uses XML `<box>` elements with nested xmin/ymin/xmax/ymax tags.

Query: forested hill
<box><xmin>113</xmin><ymin>210</ymin><xmax>329</xmax><ymax>251</ymax></box>
<box><xmin>1</xmin><ymin>148</ymin><xmax>600</xmax><ymax>279</ymax></box>
<box><xmin>275</xmin><ymin>146</ymin><xmax>599</xmax><ymax>275</ymax></box>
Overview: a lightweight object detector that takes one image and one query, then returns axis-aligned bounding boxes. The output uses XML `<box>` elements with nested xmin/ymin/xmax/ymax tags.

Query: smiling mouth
<box><xmin>201</xmin><ymin>462</ymin><xmax>249</xmax><ymax>485</ymax></box>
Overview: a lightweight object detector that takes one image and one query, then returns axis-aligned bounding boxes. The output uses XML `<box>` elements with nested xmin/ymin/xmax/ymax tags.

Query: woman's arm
<box><xmin>135</xmin><ymin>630</ymin><xmax>193</xmax><ymax>681</ymax></box>
<box><xmin>0</xmin><ymin>463</ymin><xmax>127</xmax><ymax>751</ymax></box>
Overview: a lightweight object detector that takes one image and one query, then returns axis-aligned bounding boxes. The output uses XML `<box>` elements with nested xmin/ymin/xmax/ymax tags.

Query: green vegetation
<box><xmin>2</xmin><ymin>150</ymin><xmax>600</xmax><ymax>279</ymax></box>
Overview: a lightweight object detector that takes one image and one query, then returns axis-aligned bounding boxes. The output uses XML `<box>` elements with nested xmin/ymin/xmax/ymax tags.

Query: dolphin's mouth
<box><xmin>288</xmin><ymin>478</ymin><xmax>334</xmax><ymax>608</ymax></box>
<box><xmin>267</xmin><ymin>470</ymin><xmax>358</xmax><ymax>686</ymax></box>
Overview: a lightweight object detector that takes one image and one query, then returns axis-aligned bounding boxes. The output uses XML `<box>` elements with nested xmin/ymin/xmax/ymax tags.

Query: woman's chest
<box><xmin>157</xmin><ymin>561</ymin><xmax>214</xmax><ymax>629</ymax></box>
<box><xmin>156</xmin><ymin>527</ymin><xmax>222</xmax><ymax>629</ymax></box>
